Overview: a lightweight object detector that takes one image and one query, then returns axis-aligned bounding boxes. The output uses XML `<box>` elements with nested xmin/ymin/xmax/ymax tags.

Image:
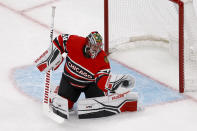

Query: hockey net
<box><xmin>104</xmin><ymin>0</ymin><xmax>197</xmax><ymax>93</ymax></box>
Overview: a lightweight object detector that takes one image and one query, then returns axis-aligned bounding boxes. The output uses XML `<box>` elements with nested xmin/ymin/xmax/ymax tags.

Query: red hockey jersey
<box><xmin>52</xmin><ymin>34</ymin><xmax>111</xmax><ymax>92</ymax></box>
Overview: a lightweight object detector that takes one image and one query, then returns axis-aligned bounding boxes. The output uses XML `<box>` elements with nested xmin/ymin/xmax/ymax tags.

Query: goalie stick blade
<box><xmin>43</xmin><ymin>104</ymin><xmax>65</xmax><ymax>124</ymax></box>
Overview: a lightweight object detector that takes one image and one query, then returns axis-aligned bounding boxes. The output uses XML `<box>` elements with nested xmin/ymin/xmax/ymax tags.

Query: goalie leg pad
<box><xmin>51</xmin><ymin>94</ymin><xmax>69</xmax><ymax>119</ymax></box>
<box><xmin>119</xmin><ymin>92</ymin><xmax>138</xmax><ymax>112</ymax></box>
<box><xmin>77</xmin><ymin>91</ymin><xmax>138</xmax><ymax>119</ymax></box>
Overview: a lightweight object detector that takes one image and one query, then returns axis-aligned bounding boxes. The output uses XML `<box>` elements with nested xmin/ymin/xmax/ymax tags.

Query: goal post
<box><xmin>104</xmin><ymin>0</ymin><xmax>109</xmax><ymax>55</ymax></box>
<box><xmin>168</xmin><ymin>0</ymin><xmax>197</xmax><ymax>93</ymax></box>
<box><xmin>104</xmin><ymin>0</ymin><xmax>197</xmax><ymax>93</ymax></box>
<box><xmin>170</xmin><ymin>0</ymin><xmax>184</xmax><ymax>93</ymax></box>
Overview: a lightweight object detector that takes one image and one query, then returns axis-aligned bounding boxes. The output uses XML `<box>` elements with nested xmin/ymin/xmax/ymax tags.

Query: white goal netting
<box><xmin>107</xmin><ymin>0</ymin><xmax>197</xmax><ymax>92</ymax></box>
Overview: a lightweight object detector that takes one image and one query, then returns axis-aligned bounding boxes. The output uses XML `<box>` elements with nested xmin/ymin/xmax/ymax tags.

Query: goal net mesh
<box><xmin>107</xmin><ymin>0</ymin><xmax>197</xmax><ymax>92</ymax></box>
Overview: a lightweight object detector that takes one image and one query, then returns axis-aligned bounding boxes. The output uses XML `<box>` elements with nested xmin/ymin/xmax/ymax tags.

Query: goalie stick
<box><xmin>42</xmin><ymin>6</ymin><xmax>65</xmax><ymax>123</ymax></box>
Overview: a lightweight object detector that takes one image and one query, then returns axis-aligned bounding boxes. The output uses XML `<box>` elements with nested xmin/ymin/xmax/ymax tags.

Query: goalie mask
<box><xmin>86</xmin><ymin>31</ymin><xmax>103</xmax><ymax>59</ymax></box>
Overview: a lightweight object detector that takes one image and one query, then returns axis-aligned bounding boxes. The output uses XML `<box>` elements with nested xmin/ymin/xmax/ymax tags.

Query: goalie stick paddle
<box><xmin>42</xmin><ymin>6</ymin><xmax>65</xmax><ymax>123</ymax></box>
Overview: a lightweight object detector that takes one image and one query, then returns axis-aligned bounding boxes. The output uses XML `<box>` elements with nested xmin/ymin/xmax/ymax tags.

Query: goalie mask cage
<box><xmin>104</xmin><ymin>0</ymin><xmax>197</xmax><ymax>93</ymax></box>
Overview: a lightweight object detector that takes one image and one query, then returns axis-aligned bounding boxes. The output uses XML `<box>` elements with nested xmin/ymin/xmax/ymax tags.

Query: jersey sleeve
<box><xmin>95</xmin><ymin>56</ymin><xmax>111</xmax><ymax>92</ymax></box>
<box><xmin>52</xmin><ymin>34</ymin><xmax>70</xmax><ymax>54</ymax></box>
<box><xmin>95</xmin><ymin>69</ymin><xmax>111</xmax><ymax>92</ymax></box>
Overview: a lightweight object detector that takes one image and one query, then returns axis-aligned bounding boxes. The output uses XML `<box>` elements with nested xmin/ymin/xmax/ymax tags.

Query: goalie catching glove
<box><xmin>105</xmin><ymin>74</ymin><xmax>135</xmax><ymax>94</ymax></box>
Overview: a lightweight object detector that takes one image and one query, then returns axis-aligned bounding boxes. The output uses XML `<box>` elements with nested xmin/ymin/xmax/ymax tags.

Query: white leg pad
<box><xmin>51</xmin><ymin>94</ymin><xmax>69</xmax><ymax>119</ymax></box>
<box><xmin>77</xmin><ymin>91</ymin><xmax>138</xmax><ymax>119</ymax></box>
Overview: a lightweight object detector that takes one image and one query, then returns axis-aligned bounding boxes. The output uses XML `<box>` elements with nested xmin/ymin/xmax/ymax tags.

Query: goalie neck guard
<box><xmin>86</xmin><ymin>31</ymin><xmax>103</xmax><ymax>59</ymax></box>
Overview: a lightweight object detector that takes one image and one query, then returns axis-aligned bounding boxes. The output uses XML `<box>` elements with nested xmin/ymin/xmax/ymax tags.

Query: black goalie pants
<box><xmin>58</xmin><ymin>74</ymin><xmax>105</xmax><ymax>103</ymax></box>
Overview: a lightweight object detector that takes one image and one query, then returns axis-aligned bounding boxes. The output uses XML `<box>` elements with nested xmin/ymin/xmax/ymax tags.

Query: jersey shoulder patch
<box><xmin>96</xmin><ymin>50</ymin><xmax>109</xmax><ymax>64</ymax></box>
<box><xmin>104</xmin><ymin>56</ymin><xmax>109</xmax><ymax>63</ymax></box>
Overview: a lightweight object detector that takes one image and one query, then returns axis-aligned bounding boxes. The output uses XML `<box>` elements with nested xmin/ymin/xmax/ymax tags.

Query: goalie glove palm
<box><xmin>106</xmin><ymin>74</ymin><xmax>135</xmax><ymax>93</ymax></box>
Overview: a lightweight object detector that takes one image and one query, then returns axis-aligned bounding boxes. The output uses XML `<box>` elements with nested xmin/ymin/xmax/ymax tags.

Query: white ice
<box><xmin>0</xmin><ymin>0</ymin><xmax>197</xmax><ymax>131</ymax></box>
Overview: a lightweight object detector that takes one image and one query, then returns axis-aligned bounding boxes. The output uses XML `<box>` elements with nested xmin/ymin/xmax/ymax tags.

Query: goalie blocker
<box><xmin>34</xmin><ymin>43</ymin><xmax>65</xmax><ymax>72</ymax></box>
